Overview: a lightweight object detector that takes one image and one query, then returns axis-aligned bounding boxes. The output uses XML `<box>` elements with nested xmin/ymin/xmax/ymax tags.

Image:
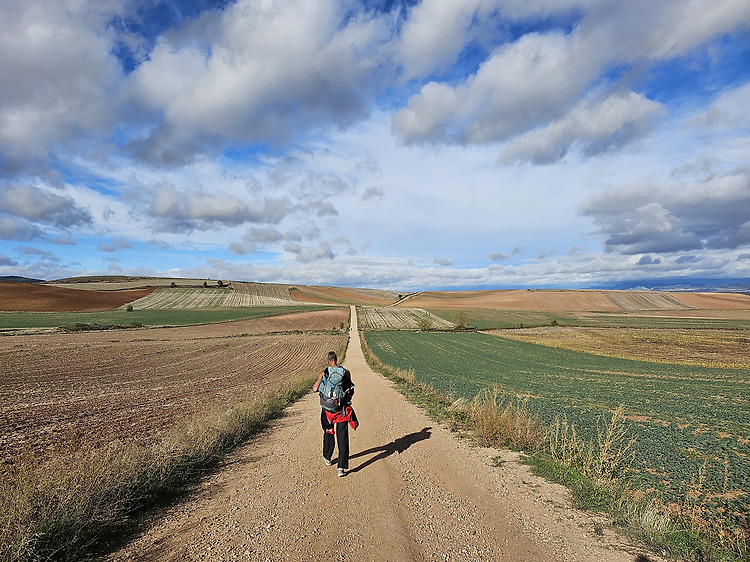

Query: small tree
<box><xmin>417</xmin><ymin>317</ymin><xmax>433</xmax><ymax>331</ymax></box>
<box><xmin>203</xmin><ymin>281</ymin><xmax>208</xmax><ymax>288</ymax></box>
<box><xmin>170</xmin><ymin>281</ymin><xmax>176</xmax><ymax>288</ymax></box>
<box><xmin>453</xmin><ymin>310</ymin><xmax>470</xmax><ymax>331</ymax></box>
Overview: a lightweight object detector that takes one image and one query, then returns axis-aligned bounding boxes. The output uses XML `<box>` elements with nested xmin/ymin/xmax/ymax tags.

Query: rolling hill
<box><xmin>1</xmin><ymin>276</ymin><xmax>749</xmax><ymax>316</ymax></box>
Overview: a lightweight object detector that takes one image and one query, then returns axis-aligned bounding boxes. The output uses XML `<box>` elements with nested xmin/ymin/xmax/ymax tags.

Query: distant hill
<box><xmin>0</xmin><ymin>282</ymin><xmax>155</xmax><ymax>312</ymax></box>
<box><xmin>0</xmin><ymin>276</ymin><xmax>44</xmax><ymax>284</ymax></box>
<box><xmin>402</xmin><ymin>288</ymin><xmax>750</xmax><ymax>312</ymax></box>
<box><xmin>50</xmin><ymin>275</ymin><xmax>163</xmax><ymax>283</ymax></box>
<box><xmin>13</xmin><ymin>274</ymin><xmax>750</xmax><ymax>313</ymax></box>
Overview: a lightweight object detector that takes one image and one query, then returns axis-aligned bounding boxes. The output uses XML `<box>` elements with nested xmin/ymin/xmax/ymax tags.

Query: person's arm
<box><xmin>311</xmin><ymin>369</ymin><xmax>325</xmax><ymax>392</ymax></box>
<box><xmin>343</xmin><ymin>369</ymin><xmax>354</xmax><ymax>397</ymax></box>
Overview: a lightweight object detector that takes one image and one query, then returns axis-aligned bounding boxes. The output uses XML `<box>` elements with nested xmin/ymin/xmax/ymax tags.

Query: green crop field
<box><xmin>0</xmin><ymin>306</ymin><xmax>326</xmax><ymax>331</ymax></box>
<box><xmin>363</xmin><ymin>330</ymin><xmax>750</xmax><ymax>530</ymax></box>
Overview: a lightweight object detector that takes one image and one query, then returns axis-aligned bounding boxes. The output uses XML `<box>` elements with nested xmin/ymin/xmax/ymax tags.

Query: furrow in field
<box><xmin>357</xmin><ymin>306</ymin><xmax>455</xmax><ymax>330</ymax></box>
<box><xmin>123</xmin><ymin>285</ymin><xmax>304</xmax><ymax>309</ymax></box>
<box><xmin>0</xmin><ymin>314</ymin><xmax>348</xmax><ymax>463</ymax></box>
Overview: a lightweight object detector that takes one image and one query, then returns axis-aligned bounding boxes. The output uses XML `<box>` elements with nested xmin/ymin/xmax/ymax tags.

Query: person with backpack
<box><xmin>311</xmin><ymin>351</ymin><xmax>358</xmax><ymax>476</ymax></box>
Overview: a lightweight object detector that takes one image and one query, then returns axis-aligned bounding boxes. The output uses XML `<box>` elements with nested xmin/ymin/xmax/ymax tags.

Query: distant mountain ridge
<box><xmin>600</xmin><ymin>278</ymin><xmax>750</xmax><ymax>293</ymax></box>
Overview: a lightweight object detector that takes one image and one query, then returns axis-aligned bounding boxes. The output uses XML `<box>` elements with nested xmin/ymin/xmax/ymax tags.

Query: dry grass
<box><xmin>458</xmin><ymin>387</ymin><xmax>545</xmax><ymax>450</ymax></box>
<box><xmin>0</xmin><ymin>378</ymin><xmax>314</xmax><ymax>562</ymax></box>
<box><xmin>546</xmin><ymin>406</ymin><xmax>636</xmax><ymax>481</ymax></box>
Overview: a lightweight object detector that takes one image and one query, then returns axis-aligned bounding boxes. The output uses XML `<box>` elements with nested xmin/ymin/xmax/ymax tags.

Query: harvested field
<box><xmin>604</xmin><ymin>291</ymin><xmax>694</xmax><ymax>310</ymax></box>
<box><xmin>402</xmin><ymin>288</ymin><xmax>750</xmax><ymax>313</ymax></box>
<box><xmin>123</xmin><ymin>285</ymin><xmax>298</xmax><ymax>309</ymax></box>
<box><xmin>492</xmin><ymin>326</ymin><xmax>750</xmax><ymax>369</ymax></box>
<box><xmin>671</xmin><ymin>291</ymin><xmax>750</xmax><ymax>310</ymax></box>
<box><xmin>401</xmin><ymin>290</ymin><xmax>616</xmax><ymax>311</ymax></box>
<box><xmin>121</xmin><ymin>288</ymin><xmax>237</xmax><ymax>309</ymax></box>
<box><xmin>0</xmin><ymin>282</ymin><xmax>153</xmax><ymax>312</ymax></box>
<box><xmin>356</xmin><ymin>306</ymin><xmax>455</xmax><ymax>330</ymax></box>
<box><xmin>0</xmin><ymin>309</ymin><xmax>349</xmax><ymax>465</ymax></box>
<box><xmin>229</xmin><ymin>281</ymin><xmax>296</xmax><ymax>305</ymax></box>
<box><xmin>656</xmin><ymin>308</ymin><xmax>750</xmax><ymax>320</ymax></box>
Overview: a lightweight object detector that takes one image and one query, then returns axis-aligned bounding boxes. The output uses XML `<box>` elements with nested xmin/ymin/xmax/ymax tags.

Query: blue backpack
<box><xmin>319</xmin><ymin>366</ymin><xmax>352</xmax><ymax>412</ymax></box>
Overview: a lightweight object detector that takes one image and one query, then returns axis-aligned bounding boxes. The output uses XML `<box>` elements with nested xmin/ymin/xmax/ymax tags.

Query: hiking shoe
<box><xmin>337</xmin><ymin>468</ymin><xmax>345</xmax><ymax>477</ymax></box>
<box><xmin>324</xmin><ymin>457</ymin><xmax>333</xmax><ymax>466</ymax></box>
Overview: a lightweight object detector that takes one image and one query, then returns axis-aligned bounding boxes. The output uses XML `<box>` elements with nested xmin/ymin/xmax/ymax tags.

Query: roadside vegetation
<box><xmin>360</xmin><ymin>329</ymin><xmax>749</xmax><ymax>561</ymax></box>
<box><xmin>0</xmin><ymin>376</ymin><xmax>317</xmax><ymax>561</ymax></box>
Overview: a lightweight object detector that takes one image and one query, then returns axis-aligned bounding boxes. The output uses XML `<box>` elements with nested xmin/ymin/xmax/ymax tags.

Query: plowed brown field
<box><xmin>0</xmin><ymin>309</ymin><xmax>349</xmax><ymax>465</ymax></box>
<box><xmin>289</xmin><ymin>285</ymin><xmax>396</xmax><ymax>305</ymax></box>
<box><xmin>0</xmin><ymin>282</ymin><xmax>154</xmax><ymax>312</ymax></box>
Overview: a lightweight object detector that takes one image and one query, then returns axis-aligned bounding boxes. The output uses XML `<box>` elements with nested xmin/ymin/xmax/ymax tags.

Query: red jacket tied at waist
<box><xmin>325</xmin><ymin>405</ymin><xmax>359</xmax><ymax>430</ymax></box>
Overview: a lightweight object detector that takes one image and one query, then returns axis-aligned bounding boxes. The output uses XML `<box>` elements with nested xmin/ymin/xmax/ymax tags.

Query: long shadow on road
<box><xmin>347</xmin><ymin>427</ymin><xmax>432</xmax><ymax>474</ymax></box>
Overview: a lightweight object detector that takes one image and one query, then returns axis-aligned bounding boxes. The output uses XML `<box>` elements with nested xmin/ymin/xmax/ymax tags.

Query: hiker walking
<box><xmin>312</xmin><ymin>351</ymin><xmax>358</xmax><ymax>476</ymax></box>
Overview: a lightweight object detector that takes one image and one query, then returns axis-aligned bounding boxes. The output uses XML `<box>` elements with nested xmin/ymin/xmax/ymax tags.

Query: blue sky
<box><xmin>1</xmin><ymin>0</ymin><xmax>749</xmax><ymax>290</ymax></box>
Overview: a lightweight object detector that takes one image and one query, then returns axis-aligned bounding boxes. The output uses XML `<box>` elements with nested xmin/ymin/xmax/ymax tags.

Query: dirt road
<box><xmin>106</xmin><ymin>307</ymin><xmax>657</xmax><ymax>561</ymax></box>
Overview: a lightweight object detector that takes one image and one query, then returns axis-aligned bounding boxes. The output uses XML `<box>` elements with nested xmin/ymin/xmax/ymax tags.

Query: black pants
<box><xmin>321</xmin><ymin>409</ymin><xmax>349</xmax><ymax>469</ymax></box>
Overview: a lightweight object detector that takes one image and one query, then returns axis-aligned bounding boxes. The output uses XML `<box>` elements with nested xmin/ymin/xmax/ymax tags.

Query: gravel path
<box><xmin>106</xmin><ymin>307</ymin><xmax>659</xmax><ymax>562</ymax></box>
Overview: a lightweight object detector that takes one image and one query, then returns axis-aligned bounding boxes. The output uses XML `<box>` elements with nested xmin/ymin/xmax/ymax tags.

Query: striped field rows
<box><xmin>356</xmin><ymin>306</ymin><xmax>455</xmax><ymax>330</ymax></box>
<box><xmin>122</xmin><ymin>282</ymin><xmax>299</xmax><ymax>309</ymax></box>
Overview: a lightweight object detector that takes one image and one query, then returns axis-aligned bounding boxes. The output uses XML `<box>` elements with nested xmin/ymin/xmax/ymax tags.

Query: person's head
<box><xmin>326</xmin><ymin>351</ymin><xmax>338</xmax><ymax>365</ymax></box>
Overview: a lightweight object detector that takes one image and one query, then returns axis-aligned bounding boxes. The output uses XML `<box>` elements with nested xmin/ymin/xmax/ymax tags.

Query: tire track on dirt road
<box><xmin>106</xmin><ymin>306</ymin><xmax>658</xmax><ymax>562</ymax></box>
